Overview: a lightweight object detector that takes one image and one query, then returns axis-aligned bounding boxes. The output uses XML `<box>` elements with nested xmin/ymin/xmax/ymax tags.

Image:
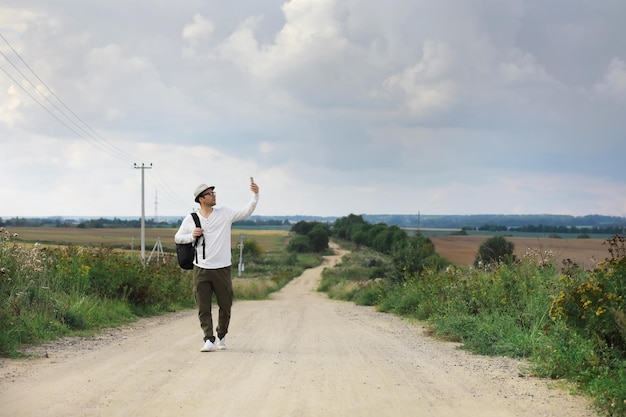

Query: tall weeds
<box><xmin>320</xmin><ymin>237</ymin><xmax>626</xmax><ymax>417</ymax></box>
<box><xmin>0</xmin><ymin>227</ymin><xmax>315</xmax><ymax>357</ymax></box>
<box><xmin>0</xmin><ymin>227</ymin><xmax>191</xmax><ymax>356</ymax></box>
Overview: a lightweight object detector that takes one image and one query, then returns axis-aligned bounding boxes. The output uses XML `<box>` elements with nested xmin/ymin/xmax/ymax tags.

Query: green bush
<box><xmin>351</xmin><ymin>282</ymin><xmax>385</xmax><ymax>306</ymax></box>
<box><xmin>288</xmin><ymin>221</ymin><xmax>330</xmax><ymax>253</ymax></box>
<box><xmin>243</xmin><ymin>239</ymin><xmax>262</xmax><ymax>258</ymax></box>
<box><xmin>474</xmin><ymin>235</ymin><xmax>516</xmax><ymax>267</ymax></box>
<box><xmin>550</xmin><ymin>248</ymin><xmax>626</xmax><ymax>352</ymax></box>
<box><xmin>287</xmin><ymin>235</ymin><xmax>313</xmax><ymax>253</ymax></box>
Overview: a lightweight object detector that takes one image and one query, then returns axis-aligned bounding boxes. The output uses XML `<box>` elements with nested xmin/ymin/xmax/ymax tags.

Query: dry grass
<box><xmin>231</xmin><ymin>229</ymin><xmax>289</xmax><ymax>253</ymax></box>
<box><xmin>10</xmin><ymin>227</ymin><xmax>289</xmax><ymax>254</ymax></box>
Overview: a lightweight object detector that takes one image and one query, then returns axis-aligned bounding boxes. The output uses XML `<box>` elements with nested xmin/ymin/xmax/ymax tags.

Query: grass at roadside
<box><xmin>0</xmin><ymin>227</ymin><xmax>316</xmax><ymax>357</ymax></box>
<box><xmin>233</xmin><ymin>251</ymin><xmax>322</xmax><ymax>300</ymax></box>
<box><xmin>320</xmin><ymin>240</ymin><xmax>626</xmax><ymax>417</ymax></box>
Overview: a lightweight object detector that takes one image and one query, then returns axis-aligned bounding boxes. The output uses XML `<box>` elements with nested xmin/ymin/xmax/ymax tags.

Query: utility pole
<box><xmin>154</xmin><ymin>190</ymin><xmax>159</xmax><ymax>223</ymax></box>
<box><xmin>417</xmin><ymin>210</ymin><xmax>421</xmax><ymax>233</ymax></box>
<box><xmin>134</xmin><ymin>162</ymin><xmax>152</xmax><ymax>263</ymax></box>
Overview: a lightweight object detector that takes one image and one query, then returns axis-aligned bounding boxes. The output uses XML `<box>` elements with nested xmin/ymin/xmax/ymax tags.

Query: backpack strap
<box><xmin>190</xmin><ymin>212</ymin><xmax>203</xmax><ymax>263</ymax></box>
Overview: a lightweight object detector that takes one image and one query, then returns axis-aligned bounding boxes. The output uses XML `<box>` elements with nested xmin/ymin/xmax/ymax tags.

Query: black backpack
<box><xmin>176</xmin><ymin>212</ymin><xmax>201</xmax><ymax>270</ymax></box>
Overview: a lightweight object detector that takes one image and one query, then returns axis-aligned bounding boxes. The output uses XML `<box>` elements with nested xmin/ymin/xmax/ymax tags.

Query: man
<box><xmin>175</xmin><ymin>180</ymin><xmax>259</xmax><ymax>352</ymax></box>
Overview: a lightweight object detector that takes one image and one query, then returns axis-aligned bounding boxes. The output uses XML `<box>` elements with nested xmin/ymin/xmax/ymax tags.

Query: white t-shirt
<box><xmin>175</xmin><ymin>194</ymin><xmax>259</xmax><ymax>269</ymax></box>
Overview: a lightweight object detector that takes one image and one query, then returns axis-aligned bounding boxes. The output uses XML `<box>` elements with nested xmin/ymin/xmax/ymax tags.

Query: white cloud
<box><xmin>182</xmin><ymin>14</ymin><xmax>215</xmax><ymax>44</ymax></box>
<box><xmin>595</xmin><ymin>57</ymin><xmax>626</xmax><ymax>101</ymax></box>
<box><xmin>0</xmin><ymin>84</ymin><xmax>22</xmax><ymax>125</ymax></box>
<box><xmin>498</xmin><ymin>48</ymin><xmax>553</xmax><ymax>84</ymax></box>
<box><xmin>215</xmin><ymin>16</ymin><xmax>264</xmax><ymax>71</ymax></box>
<box><xmin>0</xmin><ymin>0</ymin><xmax>625</xmax><ymax>219</ymax></box>
<box><xmin>383</xmin><ymin>40</ymin><xmax>457</xmax><ymax>118</ymax></box>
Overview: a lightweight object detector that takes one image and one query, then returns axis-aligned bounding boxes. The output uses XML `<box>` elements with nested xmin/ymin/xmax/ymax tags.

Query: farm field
<box><xmin>6</xmin><ymin>226</ymin><xmax>614</xmax><ymax>269</ymax></box>
<box><xmin>430</xmin><ymin>235</ymin><xmax>611</xmax><ymax>269</ymax></box>
<box><xmin>8</xmin><ymin>227</ymin><xmax>289</xmax><ymax>254</ymax></box>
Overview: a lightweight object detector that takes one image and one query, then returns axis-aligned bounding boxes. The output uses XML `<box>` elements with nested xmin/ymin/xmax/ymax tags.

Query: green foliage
<box><xmin>474</xmin><ymin>235</ymin><xmax>516</xmax><ymax>267</ymax></box>
<box><xmin>0</xmin><ymin>226</ymin><xmax>314</xmax><ymax>357</ymax></box>
<box><xmin>539</xmin><ymin>236</ymin><xmax>626</xmax><ymax>415</ymax></box>
<box><xmin>390</xmin><ymin>234</ymin><xmax>449</xmax><ymax>282</ymax></box>
<box><xmin>331</xmin><ymin>214</ymin><xmax>367</xmax><ymax>240</ymax></box>
<box><xmin>319</xmin><ymin>234</ymin><xmax>626</xmax><ymax>416</ymax></box>
<box><xmin>318</xmin><ymin>248</ymin><xmax>391</xmax><ymax>305</ymax></box>
<box><xmin>0</xmin><ymin>244</ymin><xmax>192</xmax><ymax>356</ymax></box>
<box><xmin>432</xmin><ymin>312</ymin><xmax>538</xmax><ymax>357</ymax></box>
<box><xmin>550</xmin><ymin>259</ymin><xmax>626</xmax><ymax>351</ymax></box>
<box><xmin>308</xmin><ymin>224</ymin><xmax>330</xmax><ymax>252</ymax></box>
<box><xmin>332</xmin><ymin>215</ymin><xmax>407</xmax><ymax>255</ymax></box>
<box><xmin>287</xmin><ymin>235</ymin><xmax>313</xmax><ymax>253</ymax></box>
<box><xmin>288</xmin><ymin>221</ymin><xmax>330</xmax><ymax>253</ymax></box>
<box><xmin>291</xmin><ymin>220</ymin><xmax>320</xmax><ymax>235</ymax></box>
<box><xmin>331</xmin><ymin>214</ymin><xmax>448</xmax><ymax>282</ymax></box>
<box><xmin>237</xmin><ymin>250</ymin><xmax>322</xmax><ymax>299</ymax></box>
<box><xmin>243</xmin><ymin>238</ymin><xmax>262</xmax><ymax>258</ymax></box>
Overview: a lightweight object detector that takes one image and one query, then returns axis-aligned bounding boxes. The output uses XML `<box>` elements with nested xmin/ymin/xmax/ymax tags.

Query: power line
<box><xmin>0</xmin><ymin>32</ymin><xmax>191</xmax><ymax>213</ymax></box>
<box><xmin>147</xmin><ymin>168</ymin><xmax>190</xmax><ymax>210</ymax></box>
<box><xmin>1</xmin><ymin>33</ymin><xmax>131</xmax><ymax>152</ymax></box>
<box><xmin>0</xmin><ymin>32</ymin><xmax>135</xmax><ymax>163</ymax></box>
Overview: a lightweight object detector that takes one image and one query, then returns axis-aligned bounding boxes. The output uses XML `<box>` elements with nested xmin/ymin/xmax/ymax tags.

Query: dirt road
<box><xmin>0</xmin><ymin>247</ymin><xmax>595</xmax><ymax>417</ymax></box>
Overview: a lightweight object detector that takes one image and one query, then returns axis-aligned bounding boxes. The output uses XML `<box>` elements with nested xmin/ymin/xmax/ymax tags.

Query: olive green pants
<box><xmin>193</xmin><ymin>265</ymin><xmax>233</xmax><ymax>342</ymax></box>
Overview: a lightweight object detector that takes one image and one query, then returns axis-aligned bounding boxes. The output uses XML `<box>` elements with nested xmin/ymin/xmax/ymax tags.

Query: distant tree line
<box><xmin>233</xmin><ymin>219</ymin><xmax>290</xmax><ymax>227</ymax></box>
<box><xmin>0</xmin><ymin>217</ymin><xmax>161</xmax><ymax>228</ymax></box>
<box><xmin>0</xmin><ymin>216</ymin><xmax>290</xmax><ymax>229</ymax></box>
<box><xmin>473</xmin><ymin>224</ymin><xmax>625</xmax><ymax>235</ymax></box>
<box><xmin>2</xmin><ymin>213</ymin><xmax>624</xmax><ymax>233</ymax></box>
<box><xmin>366</xmin><ymin>213</ymin><xmax>625</xmax><ymax>229</ymax></box>
<box><xmin>0</xmin><ymin>217</ymin><xmax>76</xmax><ymax>227</ymax></box>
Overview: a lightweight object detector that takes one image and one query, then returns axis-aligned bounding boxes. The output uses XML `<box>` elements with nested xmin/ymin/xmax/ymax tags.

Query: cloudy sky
<box><xmin>1</xmin><ymin>0</ymin><xmax>625</xmax><ymax>219</ymax></box>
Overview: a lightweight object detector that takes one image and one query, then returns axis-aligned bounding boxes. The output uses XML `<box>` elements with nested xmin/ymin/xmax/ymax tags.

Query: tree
<box><xmin>474</xmin><ymin>235</ymin><xmax>516</xmax><ymax>267</ymax></box>
<box><xmin>308</xmin><ymin>224</ymin><xmax>329</xmax><ymax>252</ymax></box>
<box><xmin>332</xmin><ymin>214</ymin><xmax>367</xmax><ymax>240</ymax></box>
<box><xmin>352</xmin><ymin>230</ymin><xmax>368</xmax><ymax>249</ymax></box>
<box><xmin>243</xmin><ymin>239</ymin><xmax>262</xmax><ymax>258</ymax></box>
<box><xmin>291</xmin><ymin>220</ymin><xmax>316</xmax><ymax>235</ymax></box>
<box><xmin>287</xmin><ymin>235</ymin><xmax>313</xmax><ymax>253</ymax></box>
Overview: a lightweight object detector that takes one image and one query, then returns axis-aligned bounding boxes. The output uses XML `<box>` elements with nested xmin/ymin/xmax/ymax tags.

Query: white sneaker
<box><xmin>200</xmin><ymin>340</ymin><xmax>216</xmax><ymax>352</ymax></box>
<box><xmin>215</xmin><ymin>337</ymin><xmax>227</xmax><ymax>350</ymax></box>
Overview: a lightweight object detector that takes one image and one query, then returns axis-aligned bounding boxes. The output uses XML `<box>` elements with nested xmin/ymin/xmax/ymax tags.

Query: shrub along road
<box><xmin>0</xmin><ymin>245</ymin><xmax>596</xmax><ymax>417</ymax></box>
